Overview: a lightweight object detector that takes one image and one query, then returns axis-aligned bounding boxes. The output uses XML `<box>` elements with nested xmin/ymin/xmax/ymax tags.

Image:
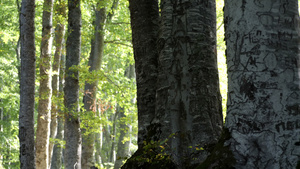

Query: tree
<box><xmin>224</xmin><ymin>0</ymin><xmax>300</xmax><ymax>168</ymax></box>
<box><xmin>125</xmin><ymin>0</ymin><xmax>223</xmax><ymax>168</ymax></box>
<box><xmin>49</xmin><ymin>0</ymin><xmax>67</xmax><ymax>166</ymax></box>
<box><xmin>19</xmin><ymin>0</ymin><xmax>36</xmax><ymax>167</ymax></box>
<box><xmin>128</xmin><ymin>0</ymin><xmax>159</xmax><ymax>148</ymax></box>
<box><xmin>81</xmin><ymin>4</ymin><xmax>106</xmax><ymax>168</ymax></box>
<box><xmin>64</xmin><ymin>0</ymin><xmax>82</xmax><ymax>167</ymax></box>
<box><xmin>35</xmin><ymin>0</ymin><xmax>54</xmax><ymax>167</ymax></box>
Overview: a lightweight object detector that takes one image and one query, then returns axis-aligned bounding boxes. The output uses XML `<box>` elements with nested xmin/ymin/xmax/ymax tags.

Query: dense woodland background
<box><xmin>1</xmin><ymin>0</ymin><xmax>300</xmax><ymax>168</ymax></box>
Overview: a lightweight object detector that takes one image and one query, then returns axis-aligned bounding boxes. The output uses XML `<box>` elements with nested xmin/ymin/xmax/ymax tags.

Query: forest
<box><xmin>1</xmin><ymin>0</ymin><xmax>300</xmax><ymax>168</ymax></box>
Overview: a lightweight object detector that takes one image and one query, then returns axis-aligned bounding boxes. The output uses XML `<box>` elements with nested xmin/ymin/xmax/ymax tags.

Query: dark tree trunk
<box><xmin>19</xmin><ymin>0</ymin><xmax>36</xmax><ymax>167</ymax></box>
<box><xmin>64</xmin><ymin>0</ymin><xmax>82</xmax><ymax>167</ymax></box>
<box><xmin>224</xmin><ymin>0</ymin><xmax>300</xmax><ymax>168</ymax></box>
<box><xmin>128</xmin><ymin>0</ymin><xmax>160</xmax><ymax>148</ymax></box>
<box><xmin>125</xmin><ymin>0</ymin><xmax>222</xmax><ymax>168</ymax></box>
<box><xmin>154</xmin><ymin>1</ymin><xmax>222</xmax><ymax>167</ymax></box>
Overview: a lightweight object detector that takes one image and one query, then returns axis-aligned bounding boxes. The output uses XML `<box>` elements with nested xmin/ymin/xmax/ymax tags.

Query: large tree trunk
<box><xmin>51</xmin><ymin>54</ymin><xmax>65</xmax><ymax>169</ymax></box>
<box><xmin>49</xmin><ymin>0</ymin><xmax>66</xmax><ymax>166</ymax></box>
<box><xmin>35</xmin><ymin>0</ymin><xmax>54</xmax><ymax>167</ymax></box>
<box><xmin>64</xmin><ymin>0</ymin><xmax>82</xmax><ymax>167</ymax></box>
<box><xmin>224</xmin><ymin>0</ymin><xmax>300</xmax><ymax>168</ymax></box>
<box><xmin>128</xmin><ymin>0</ymin><xmax>159</xmax><ymax>148</ymax></box>
<box><xmin>19</xmin><ymin>0</ymin><xmax>36</xmax><ymax>167</ymax></box>
<box><xmin>154</xmin><ymin>0</ymin><xmax>222</xmax><ymax>167</ymax></box>
<box><xmin>81</xmin><ymin>6</ymin><xmax>106</xmax><ymax>169</ymax></box>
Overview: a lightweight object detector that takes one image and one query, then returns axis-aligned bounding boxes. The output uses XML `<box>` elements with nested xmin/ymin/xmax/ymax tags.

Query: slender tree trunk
<box><xmin>81</xmin><ymin>6</ymin><xmax>106</xmax><ymax>169</ymax></box>
<box><xmin>64</xmin><ymin>0</ymin><xmax>82</xmax><ymax>167</ymax></box>
<box><xmin>128</xmin><ymin>0</ymin><xmax>159</xmax><ymax>148</ymax></box>
<box><xmin>109</xmin><ymin>112</ymin><xmax>118</xmax><ymax>163</ymax></box>
<box><xmin>35</xmin><ymin>0</ymin><xmax>54</xmax><ymax>167</ymax></box>
<box><xmin>51</xmin><ymin>54</ymin><xmax>65</xmax><ymax>169</ymax></box>
<box><xmin>19</xmin><ymin>0</ymin><xmax>36</xmax><ymax>167</ymax></box>
<box><xmin>49</xmin><ymin>1</ymin><xmax>66</xmax><ymax>166</ymax></box>
<box><xmin>224</xmin><ymin>0</ymin><xmax>300</xmax><ymax>168</ymax></box>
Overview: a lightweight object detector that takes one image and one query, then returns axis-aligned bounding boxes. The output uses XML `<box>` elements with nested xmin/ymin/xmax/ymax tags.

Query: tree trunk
<box><xmin>51</xmin><ymin>54</ymin><xmax>65</xmax><ymax>169</ymax></box>
<box><xmin>19</xmin><ymin>0</ymin><xmax>36</xmax><ymax>167</ymax></box>
<box><xmin>49</xmin><ymin>1</ymin><xmax>66</xmax><ymax>167</ymax></box>
<box><xmin>35</xmin><ymin>0</ymin><xmax>54</xmax><ymax>167</ymax></box>
<box><xmin>64</xmin><ymin>0</ymin><xmax>82</xmax><ymax>167</ymax></box>
<box><xmin>224</xmin><ymin>0</ymin><xmax>300</xmax><ymax>168</ymax></box>
<box><xmin>128</xmin><ymin>0</ymin><xmax>159</xmax><ymax>147</ymax></box>
<box><xmin>154</xmin><ymin>0</ymin><xmax>223</xmax><ymax>167</ymax></box>
<box><xmin>81</xmin><ymin>6</ymin><xmax>106</xmax><ymax>169</ymax></box>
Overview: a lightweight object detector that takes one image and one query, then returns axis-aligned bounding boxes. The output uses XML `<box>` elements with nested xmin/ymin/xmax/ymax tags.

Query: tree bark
<box><xmin>81</xmin><ymin>6</ymin><xmax>106</xmax><ymax>169</ymax></box>
<box><xmin>64</xmin><ymin>0</ymin><xmax>82</xmax><ymax>167</ymax></box>
<box><xmin>128</xmin><ymin>0</ymin><xmax>160</xmax><ymax>147</ymax></box>
<box><xmin>49</xmin><ymin>0</ymin><xmax>66</xmax><ymax>166</ymax></box>
<box><xmin>19</xmin><ymin>0</ymin><xmax>36</xmax><ymax>167</ymax></box>
<box><xmin>35</xmin><ymin>0</ymin><xmax>54</xmax><ymax>167</ymax></box>
<box><xmin>224</xmin><ymin>0</ymin><xmax>300</xmax><ymax>168</ymax></box>
<box><xmin>154</xmin><ymin>0</ymin><xmax>223</xmax><ymax>167</ymax></box>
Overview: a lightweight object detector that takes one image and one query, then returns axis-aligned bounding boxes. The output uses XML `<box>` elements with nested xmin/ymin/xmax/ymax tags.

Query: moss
<box><xmin>121</xmin><ymin>144</ymin><xmax>176</xmax><ymax>169</ymax></box>
<box><xmin>196</xmin><ymin>128</ymin><xmax>236</xmax><ymax>169</ymax></box>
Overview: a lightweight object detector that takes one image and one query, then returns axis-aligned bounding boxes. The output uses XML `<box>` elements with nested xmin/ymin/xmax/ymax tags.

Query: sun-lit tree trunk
<box><xmin>48</xmin><ymin>0</ymin><xmax>66</xmax><ymax>166</ymax></box>
<box><xmin>81</xmin><ymin>5</ymin><xmax>106</xmax><ymax>169</ymax></box>
<box><xmin>64</xmin><ymin>0</ymin><xmax>82</xmax><ymax>167</ymax></box>
<box><xmin>19</xmin><ymin>0</ymin><xmax>36</xmax><ymax>167</ymax></box>
<box><xmin>51</xmin><ymin>54</ymin><xmax>65</xmax><ymax>169</ymax></box>
<box><xmin>35</xmin><ymin>0</ymin><xmax>54</xmax><ymax>167</ymax></box>
<box><xmin>224</xmin><ymin>0</ymin><xmax>300</xmax><ymax>168</ymax></box>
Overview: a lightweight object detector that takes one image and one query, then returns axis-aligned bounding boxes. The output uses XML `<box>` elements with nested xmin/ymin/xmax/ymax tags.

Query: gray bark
<box><xmin>51</xmin><ymin>54</ymin><xmax>65</xmax><ymax>169</ymax></box>
<box><xmin>81</xmin><ymin>6</ymin><xmax>106</xmax><ymax>169</ymax></box>
<box><xmin>35</xmin><ymin>0</ymin><xmax>54</xmax><ymax>167</ymax></box>
<box><xmin>128</xmin><ymin>0</ymin><xmax>160</xmax><ymax>147</ymax></box>
<box><xmin>64</xmin><ymin>0</ymin><xmax>82</xmax><ymax>167</ymax></box>
<box><xmin>154</xmin><ymin>0</ymin><xmax>223</xmax><ymax>167</ymax></box>
<box><xmin>19</xmin><ymin>0</ymin><xmax>36</xmax><ymax>167</ymax></box>
<box><xmin>224</xmin><ymin>0</ymin><xmax>300</xmax><ymax>168</ymax></box>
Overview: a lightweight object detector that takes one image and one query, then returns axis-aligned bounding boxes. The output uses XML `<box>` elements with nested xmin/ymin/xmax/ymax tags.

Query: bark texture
<box><xmin>128</xmin><ymin>0</ymin><xmax>160</xmax><ymax>147</ymax></box>
<box><xmin>64</xmin><ymin>0</ymin><xmax>82</xmax><ymax>167</ymax></box>
<box><xmin>35</xmin><ymin>0</ymin><xmax>54</xmax><ymax>167</ymax></box>
<box><xmin>19</xmin><ymin>0</ymin><xmax>36</xmax><ymax>167</ymax></box>
<box><xmin>224</xmin><ymin>0</ymin><xmax>300</xmax><ymax>168</ymax></box>
<box><xmin>81</xmin><ymin>6</ymin><xmax>106</xmax><ymax>169</ymax></box>
<box><xmin>154</xmin><ymin>0</ymin><xmax>223</xmax><ymax>167</ymax></box>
